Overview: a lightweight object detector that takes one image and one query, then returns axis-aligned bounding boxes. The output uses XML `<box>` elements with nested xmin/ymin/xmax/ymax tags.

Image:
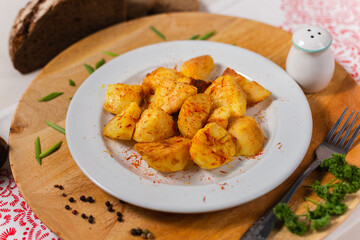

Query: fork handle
<box><xmin>240</xmin><ymin>158</ymin><xmax>322</xmax><ymax>240</ymax></box>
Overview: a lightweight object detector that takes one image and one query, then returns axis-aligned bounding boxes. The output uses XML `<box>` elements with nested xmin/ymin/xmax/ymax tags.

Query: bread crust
<box><xmin>9</xmin><ymin>0</ymin><xmax>126</xmax><ymax>73</ymax></box>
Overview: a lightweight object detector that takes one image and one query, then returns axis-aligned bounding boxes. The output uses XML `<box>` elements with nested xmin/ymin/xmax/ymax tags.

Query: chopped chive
<box><xmin>96</xmin><ymin>59</ymin><xmax>105</xmax><ymax>69</ymax></box>
<box><xmin>104</xmin><ymin>51</ymin><xmax>119</xmax><ymax>57</ymax></box>
<box><xmin>189</xmin><ymin>34</ymin><xmax>200</xmax><ymax>40</ymax></box>
<box><xmin>69</xmin><ymin>79</ymin><xmax>76</xmax><ymax>86</ymax></box>
<box><xmin>69</xmin><ymin>97</ymin><xmax>73</xmax><ymax>100</ymax></box>
<box><xmin>38</xmin><ymin>92</ymin><xmax>64</xmax><ymax>102</ymax></box>
<box><xmin>150</xmin><ymin>26</ymin><xmax>166</xmax><ymax>40</ymax></box>
<box><xmin>84</xmin><ymin>64</ymin><xmax>94</xmax><ymax>74</ymax></box>
<box><xmin>45</xmin><ymin>121</ymin><xmax>65</xmax><ymax>135</ymax></box>
<box><xmin>35</xmin><ymin>137</ymin><xmax>41</xmax><ymax>165</ymax></box>
<box><xmin>199</xmin><ymin>30</ymin><xmax>216</xmax><ymax>40</ymax></box>
<box><xmin>39</xmin><ymin>141</ymin><xmax>63</xmax><ymax>158</ymax></box>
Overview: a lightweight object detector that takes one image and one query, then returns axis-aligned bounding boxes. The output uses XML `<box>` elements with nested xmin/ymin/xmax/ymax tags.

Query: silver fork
<box><xmin>240</xmin><ymin>108</ymin><xmax>360</xmax><ymax>240</ymax></box>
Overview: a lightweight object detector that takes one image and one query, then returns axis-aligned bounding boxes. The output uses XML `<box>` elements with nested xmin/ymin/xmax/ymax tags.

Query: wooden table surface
<box><xmin>9</xmin><ymin>12</ymin><xmax>360</xmax><ymax>239</ymax></box>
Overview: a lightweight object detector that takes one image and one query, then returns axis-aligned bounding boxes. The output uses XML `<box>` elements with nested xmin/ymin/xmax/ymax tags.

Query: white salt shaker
<box><xmin>286</xmin><ymin>26</ymin><xmax>334</xmax><ymax>93</ymax></box>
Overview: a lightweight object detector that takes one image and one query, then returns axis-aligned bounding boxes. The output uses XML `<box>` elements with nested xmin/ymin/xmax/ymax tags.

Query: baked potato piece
<box><xmin>133</xmin><ymin>107</ymin><xmax>175</xmax><ymax>142</ymax></box>
<box><xmin>142</xmin><ymin>67</ymin><xmax>184</xmax><ymax>95</ymax></box>
<box><xmin>204</xmin><ymin>75</ymin><xmax>247</xmax><ymax>117</ymax></box>
<box><xmin>134</xmin><ymin>137</ymin><xmax>191</xmax><ymax>172</ymax></box>
<box><xmin>178</xmin><ymin>94</ymin><xmax>211</xmax><ymax>138</ymax></box>
<box><xmin>190</xmin><ymin>123</ymin><xmax>236</xmax><ymax>169</ymax></box>
<box><xmin>176</xmin><ymin>77</ymin><xmax>212</xmax><ymax>93</ymax></box>
<box><xmin>227</xmin><ymin>116</ymin><xmax>265</xmax><ymax>156</ymax></box>
<box><xmin>104</xmin><ymin>84</ymin><xmax>143</xmax><ymax>114</ymax></box>
<box><xmin>180</xmin><ymin>55</ymin><xmax>215</xmax><ymax>80</ymax></box>
<box><xmin>222</xmin><ymin>68</ymin><xmax>271</xmax><ymax>106</ymax></box>
<box><xmin>103</xmin><ymin>102</ymin><xmax>142</xmax><ymax>140</ymax></box>
<box><xmin>152</xmin><ymin>80</ymin><xmax>197</xmax><ymax>114</ymax></box>
<box><xmin>207</xmin><ymin>107</ymin><xmax>230</xmax><ymax>129</ymax></box>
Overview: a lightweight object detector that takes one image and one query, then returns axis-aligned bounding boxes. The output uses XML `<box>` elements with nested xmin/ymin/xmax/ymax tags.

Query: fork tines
<box><xmin>324</xmin><ymin>108</ymin><xmax>360</xmax><ymax>152</ymax></box>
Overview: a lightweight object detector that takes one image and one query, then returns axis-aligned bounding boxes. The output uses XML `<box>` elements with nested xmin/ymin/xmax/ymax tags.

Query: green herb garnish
<box><xmin>45</xmin><ymin>121</ymin><xmax>65</xmax><ymax>135</ymax></box>
<box><xmin>38</xmin><ymin>92</ymin><xmax>64</xmax><ymax>102</ymax></box>
<box><xmin>35</xmin><ymin>137</ymin><xmax>41</xmax><ymax>165</ymax></box>
<box><xmin>189</xmin><ymin>34</ymin><xmax>200</xmax><ymax>40</ymax></box>
<box><xmin>39</xmin><ymin>141</ymin><xmax>63</xmax><ymax>158</ymax></box>
<box><xmin>96</xmin><ymin>59</ymin><xmax>105</xmax><ymax>69</ymax></box>
<box><xmin>198</xmin><ymin>30</ymin><xmax>216</xmax><ymax>40</ymax></box>
<box><xmin>274</xmin><ymin>154</ymin><xmax>360</xmax><ymax>235</ymax></box>
<box><xmin>69</xmin><ymin>97</ymin><xmax>73</xmax><ymax>100</ymax></box>
<box><xmin>84</xmin><ymin>64</ymin><xmax>94</xmax><ymax>74</ymax></box>
<box><xmin>150</xmin><ymin>26</ymin><xmax>166</xmax><ymax>40</ymax></box>
<box><xmin>69</xmin><ymin>79</ymin><xmax>76</xmax><ymax>86</ymax></box>
<box><xmin>104</xmin><ymin>51</ymin><xmax>119</xmax><ymax>57</ymax></box>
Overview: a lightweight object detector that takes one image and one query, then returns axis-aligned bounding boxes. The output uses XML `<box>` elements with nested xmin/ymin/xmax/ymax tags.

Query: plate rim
<box><xmin>66</xmin><ymin>40</ymin><xmax>313</xmax><ymax>213</ymax></box>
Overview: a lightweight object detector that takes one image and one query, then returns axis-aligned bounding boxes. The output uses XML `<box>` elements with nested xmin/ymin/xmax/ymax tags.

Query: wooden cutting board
<box><xmin>9</xmin><ymin>12</ymin><xmax>360</xmax><ymax>240</ymax></box>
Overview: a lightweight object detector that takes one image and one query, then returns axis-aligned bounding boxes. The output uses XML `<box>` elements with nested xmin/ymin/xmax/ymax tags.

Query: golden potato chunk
<box><xmin>152</xmin><ymin>80</ymin><xmax>197</xmax><ymax>114</ymax></box>
<box><xmin>227</xmin><ymin>116</ymin><xmax>265</xmax><ymax>156</ymax></box>
<box><xmin>190</xmin><ymin>123</ymin><xmax>236</xmax><ymax>169</ymax></box>
<box><xmin>207</xmin><ymin>107</ymin><xmax>230</xmax><ymax>129</ymax></box>
<box><xmin>142</xmin><ymin>67</ymin><xmax>184</xmax><ymax>95</ymax></box>
<box><xmin>134</xmin><ymin>137</ymin><xmax>191</xmax><ymax>172</ymax></box>
<box><xmin>104</xmin><ymin>84</ymin><xmax>143</xmax><ymax>114</ymax></box>
<box><xmin>180</xmin><ymin>55</ymin><xmax>215</xmax><ymax>80</ymax></box>
<box><xmin>176</xmin><ymin>77</ymin><xmax>212</xmax><ymax>93</ymax></box>
<box><xmin>222</xmin><ymin>68</ymin><xmax>271</xmax><ymax>106</ymax></box>
<box><xmin>204</xmin><ymin>75</ymin><xmax>247</xmax><ymax>117</ymax></box>
<box><xmin>133</xmin><ymin>108</ymin><xmax>175</xmax><ymax>142</ymax></box>
<box><xmin>103</xmin><ymin>102</ymin><xmax>142</xmax><ymax>140</ymax></box>
<box><xmin>178</xmin><ymin>94</ymin><xmax>211</xmax><ymax>138</ymax></box>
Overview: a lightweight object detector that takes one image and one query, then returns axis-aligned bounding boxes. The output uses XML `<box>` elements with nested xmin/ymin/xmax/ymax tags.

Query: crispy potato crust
<box><xmin>134</xmin><ymin>137</ymin><xmax>191</xmax><ymax>172</ymax></box>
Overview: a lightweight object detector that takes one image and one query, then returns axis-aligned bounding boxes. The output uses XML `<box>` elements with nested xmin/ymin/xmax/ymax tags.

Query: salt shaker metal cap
<box><xmin>286</xmin><ymin>26</ymin><xmax>334</xmax><ymax>93</ymax></box>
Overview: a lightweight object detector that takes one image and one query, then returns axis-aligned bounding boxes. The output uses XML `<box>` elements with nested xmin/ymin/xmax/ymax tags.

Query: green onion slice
<box><xmin>45</xmin><ymin>121</ymin><xmax>65</xmax><ymax>135</ymax></box>
<box><xmin>189</xmin><ymin>34</ymin><xmax>200</xmax><ymax>40</ymax></box>
<box><xmin>38</xmin><ymin>92</ymin><xmax>64</xmax><ymax>102</ymax></box>
<box><xmin>96</xmin><ymin>59</ymin><xmax>105</xmax><ymax>69</ymax></box>
<box><xmin>39</xmin><ymin>141</ymin><xmax>63</xmax><ymax>158</ymax></box>
<box><xmin>84</xmin><ymin>64</ymin><xmax>94</xmax><ymax>74</ymax></box>
<box><xmin>150</xmin><ymin>26</ymin><xmax>166</xmax><ymax>40</ymax></box>
<box><xmin>104</xmin><ymin>51</ymin><xmax>119</xmax><ymax>57</ymax></box>
<box><xmin>199</xmin><ymin>30</ymin><xmax>216</xmax><ymax>40</ymax></box>
<box><xmin>35</xmin><ymin>137</ymin><xmax>41</xmax><ymax>165</ymax></box>
<box><xmin>69</xmin><ymin>79</ymin><xmax>76</xmax><ymax>86</ymax></box>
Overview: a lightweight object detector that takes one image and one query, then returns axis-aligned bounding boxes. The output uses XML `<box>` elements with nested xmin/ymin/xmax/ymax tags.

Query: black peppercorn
<box><xmin>87</xmin><ymin>196</ymin><xmax>94</xmax><ymax>203</ymax></box>
<box><xmin>81</xmin><ymin>213</ymin><xmax>87</xmax><ymax>219</ymax></box>
<box><xmin>105</xmin><ymin>201</ymin><xmax>111</xmax><ymax>207</ymax></box>
<box><xmin>62</xmin><ymin>193</ymin><xmax>67</xmax><ymax>197</ymax></box>
<box><xmin>69</xmin><ymin>197</ymin><xmax>75</xmax><ymax>203</ymax></box>
<box><xmin>65</xmin><ymin>205</ymin><xmax>71</xmax><ymax>210</ymax></box>
<box><xmin>130</xmin><ymin>228</ymin><xmax>140</xmax><ymax>236</ymax></box>
<box><xmin>135</xmin><ymin>227</ymin><xmax>143</xmax><ymax>235</ymax></box>
<box><xmin>54</xmin><ymin>184</ymin><xmax>59</xmax><ymax>188</ymax></box>
<box><xmin>117</xmin><ymin>216</ymin><xmax>123</xmax><ymax>222</ymax></box>
<box><xmin>116</xmin><ymin>212</ymin><xmax>123</xmax><ymax>217</ymax></box>
<box><xmin>80</xmin><ymin>195</ymin><xmax>86</xmax><ymax>202</ymax></box>
<box><xmin>88</xmin><ymin>215</ymin><xmax>94</xmax><ymax>224</ymax></box>
<box><xmin>107</xmin><ymin>206</ymin><xmax>114</xmax><ymax>212</ymax></box>
<box><xmin>58</xmin><ymin>185</ymin><xmax>64</xmax><ymax>190</ymax></box>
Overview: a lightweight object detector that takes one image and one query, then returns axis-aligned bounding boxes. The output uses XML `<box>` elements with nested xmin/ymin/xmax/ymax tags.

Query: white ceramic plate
<box><xmin>66</xmin><ymin>41</ymin><xmax>312</xmax><ymax>213</ymax></box>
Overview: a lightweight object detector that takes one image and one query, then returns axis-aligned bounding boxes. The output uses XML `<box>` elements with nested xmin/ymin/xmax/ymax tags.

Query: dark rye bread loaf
<box><xmin>9</xmin><ymin>0</ymin><xmax>126</xmax><ymax>74</ymax></box>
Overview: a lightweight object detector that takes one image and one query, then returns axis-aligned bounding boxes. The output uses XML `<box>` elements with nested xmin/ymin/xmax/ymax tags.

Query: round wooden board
<box><xmin>9</xmin><ymin>12</ymin><xmax>360</xmax><ymax>240</ymax></box>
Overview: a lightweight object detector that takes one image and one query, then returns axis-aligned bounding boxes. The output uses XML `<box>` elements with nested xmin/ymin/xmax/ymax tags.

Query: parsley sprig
<box><xmin>274</xmin><ymin>154</ymin><xmax>360</xmax><ymax>235</ymax></box>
